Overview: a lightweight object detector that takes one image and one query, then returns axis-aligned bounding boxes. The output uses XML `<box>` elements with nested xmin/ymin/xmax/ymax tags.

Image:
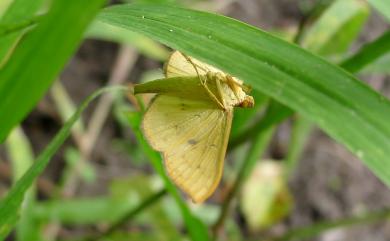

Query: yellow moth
<box><xmin>134</xmin><ymin>51</ymin><xmax>254</xmax><ymax>203</ymax></box>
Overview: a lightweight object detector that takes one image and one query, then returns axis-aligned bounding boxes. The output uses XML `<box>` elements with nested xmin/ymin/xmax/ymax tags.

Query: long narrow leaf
<box><xmin>0</xmin><ymin>0</ymin><xmax>106</xmax><ymax>142</ymax></box>
<box><xmin>98</xmin><ymin>4</ymin><xmax>390</xmax><ymax>188</ymax></box>
<box><xmin>0</xmin><ymin>0</ymin><xmax>44</xmax><ymax>64</ymax></box>
<box><xmin>86</xmin><ymin>20</ymin><xmax>169</xmax><ymax>60</ymax></box>
<box><xmin>363</xmin><ymin>53</ymin><xmax>390</xmax><ymax>74</ymax></box>
<box><xmin>284</xmin><ymin>0</ymin><xmax>372</xmax><ymax>176</ymax></box>
<box><xmin>303</xmin><ymin>0</ymin><xmax>369</xmax><ymax>56</ymax></box>
<box><xmin>340</xmin><ymin>30</ymin><xmax>390</xmax><ymax>73</ymax></box>
<box><xmin>5</xmin><ymin>127</ymin><xmax>37</xmax><ymax>241</ymax></box>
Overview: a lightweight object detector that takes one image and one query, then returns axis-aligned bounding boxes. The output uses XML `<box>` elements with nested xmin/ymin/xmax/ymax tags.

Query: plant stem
<box><xmin>5</xmin><ymin>127</ymin><xmax>37</xmax><ymax>241</ymax></box>
<box><xmin>87</xmin><ymin>189</ymin><xmax>167</xmax><ymax>241</ymax></box>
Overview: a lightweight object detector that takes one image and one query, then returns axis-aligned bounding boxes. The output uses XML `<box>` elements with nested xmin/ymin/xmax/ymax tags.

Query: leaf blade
<box><xmin>98</xmin><ymin>4</ymin><xmax>390</xmax><ymax>187</ymax></box>
<box><xmin>340</xmin><ymin>30</ymin><xmax>390</xmax><ymax>72</ymax></box>
<box><xmin>0</xmin><ymin>0</ymin><xmax>106</xmax><ymax>142</ymax></box>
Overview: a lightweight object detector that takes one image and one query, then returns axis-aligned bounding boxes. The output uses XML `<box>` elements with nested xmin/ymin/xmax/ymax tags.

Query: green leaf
<box><xmin>97</xmin><ymin>4</ymin><xmax>390</xmax><ymax>189</ymax></box>
<box><xmin>363</xmin><ymin>52</ymin><xmax>390</xmax><ymax>74</ymax></box>
<box><xmin>33</xmin><ymin>197</ymin><xmax>133</xmax><ymax>224</ymax></box>
<box><xmin>285</xmin><ymin>0</ymin><xmax>372</xmax><ymax>176</ymax></box>
<box><xmin>86</xmin><ymin>20</ymin><xmax>169</xmax><ymax>60</ymax></box>
<box><xmin>50</xmin><ymin>81</ymin><xmax>85</xmax><ymax>135</ymax></box>
<box><xmin>0</xmin><ymin>0</ymin><xmax>106</xmax><ymax>142</ymax></box>
<box><xmin>285</xmin><ymin>117</ymin><xmax>313</xmax><ymax>175</ymax></box>
<box><xmin>0</xmin><ymin>0</ymin><xmax>13</xmax><ymax>18</ymax></box>
<box><xmin>368</xmin><ymin>0</ymin><xmax>390</xmax><ymax>22</ymax></box>
<box><xmin>341</xmin><ymin>30</ymin><xmax>390</xmax><ymax>73</ymax></box>
<box><xmin>303</xmin><ymin>0</ymin><xmax>369</xmax><ymax>56</ymax></box>
<box><xmin>0</xmin><ymin>0</ymin><xmax>44</xmax><ymax>65</ymax></box>
<box><xmin>5</xmin><ymin>127</ymin><xmax>37</xmax><ymax>241</ymax></box>
<box><xmin>0</xmin><ymin>86</ymin><xmax>127</xmax><ymax>239</ymax></box>
<box><xmin>5</xmin><ymin>128</ymin><xmax>34</xmax><ymax>182</ymax></box>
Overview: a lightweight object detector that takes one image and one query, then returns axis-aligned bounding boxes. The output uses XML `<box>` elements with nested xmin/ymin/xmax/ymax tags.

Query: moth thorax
<box><xmin>206</xmin><ymin>71</ymin><xmax>224</xmax><ymax>81</ymax></box>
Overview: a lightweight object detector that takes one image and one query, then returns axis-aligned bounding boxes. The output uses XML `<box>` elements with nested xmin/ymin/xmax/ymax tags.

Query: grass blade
<box><xmin>86</xmin><ymin>20</ymin><xmax>169</xmax><ymax>60</ymax></box>
<box><xmin>5</xmin><ymin>127</ymin><xmax>37</xmax><ymax>241</ymax></box>
<box><xmin>340</xmin><ymin>30</ymin><xmax>390</xmax><ymax>73</ymax></box>
<box><xmin>0</xmin><ymin>0</ymin><xmax>44</xmax><ymax>64</ymax></box>
<box><xmin>97</xmin><ymin>4</ymin><xmax>390</xmax><ymax>189</ymax></box>
<box><xmin>0</xmin><ymin>0</ymin><xmax>106</xmax><ymax>142</ymax></box>
<box><xmin>303</xmin><ymin>0</ymin><xmax>369</xmax><ymax>56</ymax></box>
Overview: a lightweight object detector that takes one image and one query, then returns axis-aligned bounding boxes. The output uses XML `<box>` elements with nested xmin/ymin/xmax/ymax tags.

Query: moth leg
<box><xmin>215</xmin><ymin>75</ymin><xmax>227</xmax><ymax>108</ymax></box>
<box><xmin>181</xmin><ymin>52</ymin><xmax>225</xmax><ymax>109</ymax></box>
<box><xmin>200</xmin><ymin>75</ymin><xmax>225</xmax><ymax>109</ymax></box>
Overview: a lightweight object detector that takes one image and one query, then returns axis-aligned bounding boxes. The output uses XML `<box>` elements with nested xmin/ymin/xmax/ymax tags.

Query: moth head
<box><xmin>237</xmin><ymin>95</ymin><xmax>255</xmax><ymax>108</ymax></box>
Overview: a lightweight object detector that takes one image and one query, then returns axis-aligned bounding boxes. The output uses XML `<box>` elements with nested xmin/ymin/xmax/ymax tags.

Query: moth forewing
<box><xmin>194</xmin><ymin>108</ymin><xmax>233</xmax><ymax>203</ymax></box>
<box><xmin>142</xmin><ymin>95</ymin><xmax>233</xmax><ymax>203</ymax></box>
<box><xmin>164</xmin><ymin>51</ymin><xmax>223</xmax><ymax>78</ymax></box>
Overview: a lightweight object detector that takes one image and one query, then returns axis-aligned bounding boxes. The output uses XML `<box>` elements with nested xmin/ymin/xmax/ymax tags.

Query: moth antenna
<box><xmin>215</xmin><ymin>76</ymin><xmax>227</xmax><ymax>109</ymax></box>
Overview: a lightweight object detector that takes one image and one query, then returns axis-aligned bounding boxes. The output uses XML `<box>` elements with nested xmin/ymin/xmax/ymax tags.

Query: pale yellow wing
<box><xmin>142</xmin><ymin>95</ymin><xmax>232</xmax><ymax>203</ymax></box>
<box><xmin>164</xmin><ymin>51</ymin><xmax>223</xmax><ymax>78</ymax></box>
